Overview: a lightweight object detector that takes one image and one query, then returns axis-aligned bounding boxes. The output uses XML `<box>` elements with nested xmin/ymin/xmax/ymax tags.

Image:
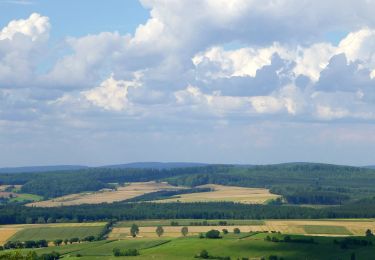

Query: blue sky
<box><xmin>0</xmin><ymin>0</ymin><xmax>149</xmax><ymax>38</ymax></box>
<box><xmin>1</xmin><ymin>1</ymin><xmax>375</xmax><ymax>167</ymax></box>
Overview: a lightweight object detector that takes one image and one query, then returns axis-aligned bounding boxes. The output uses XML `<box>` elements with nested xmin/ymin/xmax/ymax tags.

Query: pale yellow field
<box><xmin>27</xmin><ymin>182</ymin><xmax>183</xmax><ymax>207</ymax></box>
<box><xmin>108</xmin><ymin>219</ymin><xmax>375</xmax><ymax>239</ymax></box>
<box><xmin>156</xmin><ymin>184</ymin><xmax>279</xmax><ymax>204</ymax></box>
<box><xmin>0</xmin><ymin>227</ymin><xmax>22</xmax><ymax>245</ymax></box>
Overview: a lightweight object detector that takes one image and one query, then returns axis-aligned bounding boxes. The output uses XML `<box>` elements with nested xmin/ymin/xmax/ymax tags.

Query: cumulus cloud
<box><xmin>83</xmin><ymin>73</ymin><xmax>142</xmax><ymax>111</ymax></box>
<box><xmin>0</xmin><ymin>13</ymin><xmax>49</xmax><ymax>41</ymax></box>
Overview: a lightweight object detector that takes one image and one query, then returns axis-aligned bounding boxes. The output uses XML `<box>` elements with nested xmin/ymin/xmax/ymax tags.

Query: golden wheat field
<box><xmin>26</xmin><ymin>182</ymin><xmax>182</xmax><ymax>207</ymax></box>
<box><xmin>108</xmin><ymin>219</ymin><xmax>375</xmax><ymax>239</ymax></box>
<box><xmin>156</xmin><ymin>184</ymin><xmax>280</xmax><ymax>204</ymax></box>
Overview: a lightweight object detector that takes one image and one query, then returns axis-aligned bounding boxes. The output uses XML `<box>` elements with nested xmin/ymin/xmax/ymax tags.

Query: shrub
<box><xmin>233</xmin><ymin>228</ymin><xmax>240</xmax><ymax>234</ymax></box>
<box><xmin>113</xmin><ymin>248</ymin><xmax>139</xmax><ymax>257</ymax></box>
<box><xmin>222</xmin><ymin>229</ymin><xmax>229</xmax><ymax>234</ymax></box>
<box><xmin>205</xmin><ymin>229</ymin><xmax>221</xmax><ymax>239</ymax></box>
<box><xmin>199</xmin><ymin>249</ymin><xmax>209</xmax><ymax>259</ymax></box>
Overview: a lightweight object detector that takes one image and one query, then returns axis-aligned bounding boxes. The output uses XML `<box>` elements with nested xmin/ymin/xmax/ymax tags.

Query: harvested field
<box><xmin>109</xmin><ymin>219</ymin><xmax>375</xmax><ymax>238</ymax></box>
<box><xmin>0</xmin><ymin>227</ymin><xmax>22</xmax><ymax>245</ymax></box>
<box><xmin>155</xmin><ymin>184</ymin><xmax>279</xmax><ymax>204</ymax></box>
<box><xmin>27</xmin><ymin>182</ymin><xmax>183</xmax><ymax>207</ymax></box>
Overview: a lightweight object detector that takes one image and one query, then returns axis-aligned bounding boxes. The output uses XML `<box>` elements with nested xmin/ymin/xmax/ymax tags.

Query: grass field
<box><xmin>2</xmin><ymin>233</ymin><xmax>375</xmax><ymax>259</ymax></box>
<box><xmin>9</xmin><ymin>193</ymin><xmax>43</xmax><ymax>203</ymax></box>
<box><xmin>27</xmin><ymin>182</ymin><xmax>182</xmax><ymax>207</ymax></box>
<box><xmin>155</xmin><ymin>184</ymin><xmax>280</xmax><ymax>204</ymax></box>
<box><xmin>303</xmin><ymin>225</ymin><xmax>353</xmax><ymax>235</ymax></box>
<box><xmin>9</xmin><ymin>226</ymin><xmax>104</xmax><ymax>241</ymax></box>
<box><xmin>0</xmin><ymin>222</ymin><xmax>106</xmax><ymax>244</ymax></box>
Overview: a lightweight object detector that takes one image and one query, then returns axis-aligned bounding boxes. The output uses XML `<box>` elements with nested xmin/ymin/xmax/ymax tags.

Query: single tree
<box><xmin>233</xmin><ymin>228</ymin><xmax>241</xmax><ymax>234</ymax></box>
<box><xmin>181</xmin><ymin>226</ymin><xmax>189</xmax><ymax>237</ymax></box>
<box><xmin>53</xmin><ymin>239</ymin><xmax>63</xmax><ymax>246</ymax></box>
<box><xmin>205</xmin><ymin>229</ymin><xmax>221</xmax><ymax>239</ymax></box>
<box><xmin>156</xmin><ymin>225</ymin><xmax>164</xmax><ymax>237</ymax></box>
<box><xmin>130</xmin><ymin>224</ymin><xmax>139</xmax><ymax>238</ymax></box>
<box><xmin>366</xmin><ymin>229</ymin><xmax>373</xmax><ymax>237</ymax></box>
<box><xmin>222</xmin><ymin>229</ymin><xmax>229</xmax><ymax>234</ymax></box>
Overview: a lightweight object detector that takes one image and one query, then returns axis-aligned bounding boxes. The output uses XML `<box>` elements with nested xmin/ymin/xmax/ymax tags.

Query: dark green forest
<box><xmin>2</xmin><ymin>163</ymin><xmax>375</xmax><ymax>223</ymax></box>
<box><xmin>2</xmin><ymin>198</ymin><xmax>375</xmax><ymax>224</ymax></box>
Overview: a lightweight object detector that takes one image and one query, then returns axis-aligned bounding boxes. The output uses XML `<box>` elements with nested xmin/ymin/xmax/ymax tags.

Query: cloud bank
<box><xmin>1</xmin><ymin>2</ymin><xmax>375</xmax><ymax>166</ymax></box>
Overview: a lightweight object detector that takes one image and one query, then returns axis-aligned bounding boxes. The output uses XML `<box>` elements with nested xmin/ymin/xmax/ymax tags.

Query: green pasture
<box><xmin>9</xmin><ymin>226</ymin><xmax>104</xmax><ymax>241</ymax></box>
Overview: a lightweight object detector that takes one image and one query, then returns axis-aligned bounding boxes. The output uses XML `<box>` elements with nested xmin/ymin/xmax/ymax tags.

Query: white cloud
<box><xmin>0</xmin><ymin>13</ymin><xmax>49</xmax><ymax>41</ymax></box>
<box><xmin>83</xmin><ymin>73</ymin><xmax>142</xmax><ymax>111</ymax></box>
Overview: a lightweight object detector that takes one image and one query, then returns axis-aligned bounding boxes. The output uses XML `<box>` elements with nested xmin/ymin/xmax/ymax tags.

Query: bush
<box><xmin>199</xmin><ymin>249</ymin><xmax>209</xmax><ymax>259</ymax></box>
<box><xmin>205</xmin><ymin>229</ymin><xmax>221</xmax><ymax>239</ymax></box>
<box><xmin>83</xmin><ymin>235</ymin><xmax>95</xmax><ymax>242</ymax></box>
<box><xmin>222</xmin><ymin>229</ymin><xmax>229</xmax><ymax>234</ymax></box>
<box><xmin>113</xmin><ymin>248</ymin><xmax>139</xmax><ymax>257</ymax></box>
<box><xmin>233</xmin><ymin>228</ymin><xmax>240</xmax><ymax>234</ymax></box>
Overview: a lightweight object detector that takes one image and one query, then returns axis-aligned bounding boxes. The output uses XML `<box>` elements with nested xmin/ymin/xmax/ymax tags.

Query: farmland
<box><xmin>1</xmin><ymin>231</ymin><xmax>375</xmax><ymax>259</ymax></box>
<box><xmin>1</xmin><ymin>223</ymin><xmax>106</xmax><ymax>244</ymax></box>
<box><xmin>155</xmin><ymin>184</ymin><xmax>279</xmax><ymax>204</ymax></box>
<box><xmin>26</xmin><ymin>182</ymin><xmax>279</xmax><ymax>207</ymax></box>
<box><xmin>27</xmin><ymin>182</ymin><xmax>182</xmax><ymax>207</ymax></box>
<box><xmin>110</xmin><ymin>219</ymin><xmax>375</xmax><ymax>238</ymax></box>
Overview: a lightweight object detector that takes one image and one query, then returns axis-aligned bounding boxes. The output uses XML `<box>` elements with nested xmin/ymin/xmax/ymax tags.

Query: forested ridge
<box><xmin>2</xmin><ymin>198</ymin><xmax>375</xmax><ymax>224</ymax></box>
<box><xmin>1</xmin><ymin>163</ymin><xmax>375</xmax><ymax>205</ymax></box>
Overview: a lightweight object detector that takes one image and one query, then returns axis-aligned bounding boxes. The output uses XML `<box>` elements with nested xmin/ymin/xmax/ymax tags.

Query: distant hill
<box><xmin>365</xmin><ymin>165</ymin><xmax>375</xmax><ymax>169</ymax></box>
<box><xmin>0</xmin><ymin>165</ymin><xmax>88</xmax><ymax>173</ymax></box>
<box><xmin>102</xmin><ymin>162</ymin><xmax>208</xmax><ymax>169</ymax></box>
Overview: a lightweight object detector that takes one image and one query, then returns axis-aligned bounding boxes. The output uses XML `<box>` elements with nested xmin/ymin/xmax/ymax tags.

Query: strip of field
<box><xmin>0</xmin><ymin>222</ymin><xmax>106</xmax><ymax>244</ymax></box>
<box><xmin>116</xmin><ymin>219</ymin><xmax>265</xmax><ymax>227</ymax></box>
<box><xmin>9</xmin><ymin>226</ymin><xmax>104</xmax><ymax>241</ymax></box>
<box><xmin>27</xmin><ymin>182</ymin><xmax>183</xmax><ymax>207</ymax></box>
<box><xmin>155</xmin><ymin>184</ymin><xmax>280</xmax><ymax>204</ymax></box>
<box><xmin>110</xmin><ymin>219</ymin><xmax>375</xmax><ymax>238</ymax></box>
<box><xmin>303</xmin><ymin>225</ymin><xmax>352</xmax><ymax>235</ymax></box>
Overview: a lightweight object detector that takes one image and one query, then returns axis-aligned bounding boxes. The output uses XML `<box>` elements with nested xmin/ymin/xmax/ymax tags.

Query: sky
<box><xmin>1</xmin><ymin>0</ymin><xmax>375</xmax><ymax>167</ymax></box>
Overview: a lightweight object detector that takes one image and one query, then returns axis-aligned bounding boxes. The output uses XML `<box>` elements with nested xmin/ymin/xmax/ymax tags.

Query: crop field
<box><xmin>110</xmin><ymin>219</ymin><xmax>375</xmax><ymax>238</ymax></box>
<box><xmin>1</xmin><ymin>222</ymin><xmax>106</xmax><ymax>244</ymax></box>
<box><xmin>0</xmin><ymin>227</ymin><xmax>22</xmax><ymax>245</ymax></box>
<box><xmin>9</xmin><ymin>226</ymin><xmax>104</xmax><ymax>241</ymax></box>
<box><xmin>155</xmin><ymin>184</ymin><xmax>280</xmax><ymax>204</ymax></box>
<box><xmin>2</xmin><ymin>233</ymin><xmax>375</xmax><ymax>259</ymax></box>
<box><xmin>27</xmin><ymin>182</ymin><xmax>183</xmax><ymax>207</ymax></box>
<box><xmin>116</xmin><ymin>219</ymin><xmax>265</xmax><ymax>227</ymax></box>
<box><xmin>303</xmin><ymin>225</ymin><xmax>352</xmax><ymax>235</ymax></box>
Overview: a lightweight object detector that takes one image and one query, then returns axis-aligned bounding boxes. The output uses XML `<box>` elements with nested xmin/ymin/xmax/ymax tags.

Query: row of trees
<box><xmin>129</xmin><ymin>224</ymin><xmax>189</xmax><ymax>237</ymax></box>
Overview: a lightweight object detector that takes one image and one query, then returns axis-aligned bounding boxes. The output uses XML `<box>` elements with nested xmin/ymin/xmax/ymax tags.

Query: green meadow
<box><xmin>9</xmin><ymin>226</ymin><xmax>104</xmax><ymax>241</ymax></box>
<box><xmin>2</xmin><ymin>233</ymin><xmax>374</xmax><ymax>260</ymax></box>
